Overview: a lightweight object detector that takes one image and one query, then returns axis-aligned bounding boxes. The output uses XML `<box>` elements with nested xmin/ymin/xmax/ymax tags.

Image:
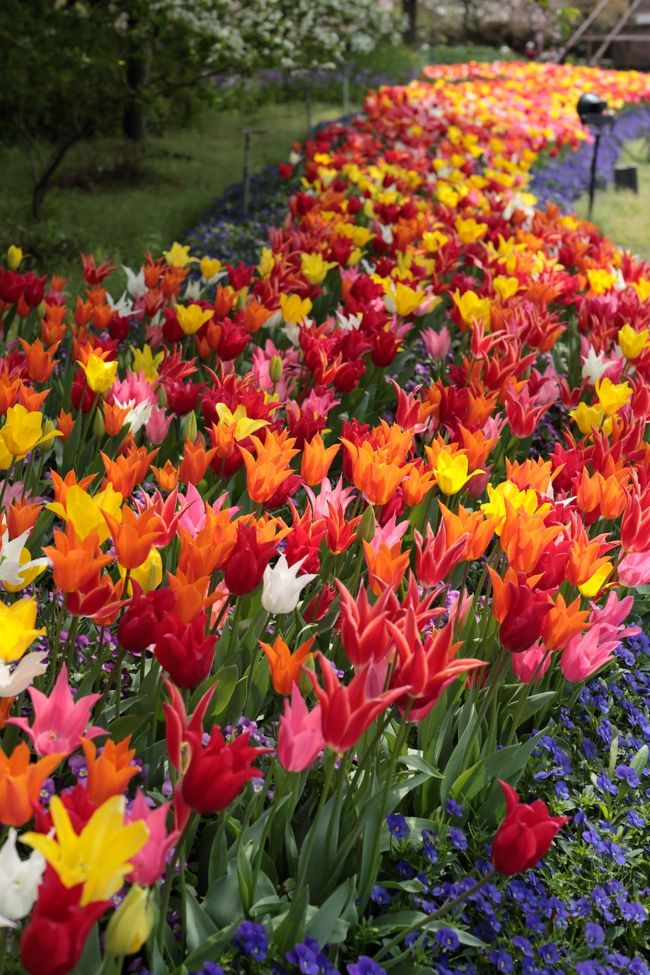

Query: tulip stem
<box><xmin>375</xmin><ymin>871</ymin><xmax>494</xmax><ymax>966</ymax></box>
<box><xmin>294</xmin><ymin>751</ymin><xmax>336</xmax><ymax>895</ymax></box>
<box><xmin>358</xmin><ymin>710</ymin><xmax>411</xmax><ymax>912</ymax></box>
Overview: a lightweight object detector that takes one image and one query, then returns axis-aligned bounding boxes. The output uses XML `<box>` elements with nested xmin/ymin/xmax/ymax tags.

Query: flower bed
<box><xmin>0</xmin><ymin>60</ymin><xmax>649</xmax><ymax>975</ymax></box>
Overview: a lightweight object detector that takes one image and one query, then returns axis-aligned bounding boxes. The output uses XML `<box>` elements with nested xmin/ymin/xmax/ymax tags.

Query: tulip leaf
<box><xmin>204</xmin><ymin>664</ymin><xmax>239</xmax><ymax>720</ymax></box>
<box><xmin>305</xmin><ymin>878</ymin><xmax>355</xmax><ymax>945</ymax></box>
<box><xmin>182</xmin><ymin>921</ymin><xmax>239</xmax><ymax>971</ymax></box>
<box><xmin>440</xmin><ymin>704</ymin><xmax>478</xmax><ymax>806</ymax></box>
<box><xmin>516</xmin><ymin>691</ymin><xmax>557</xmax><ymax>727</ymax></box>
<box><xmin>450</xmin><ymin>761</ymin><xmax>486</xmax><ymax>803</ymax></box>
<box><xmin>373</xmin><ymin>912</ymin><xmax>487</xmax><ymax>947</ymax></box>
<box><xmin>272</xmin><ymin>884</ymin><xmax>310</xmax><ymax>954</ymax></box>
<box><xmin>203</xmin><ymin>862</ymin><xmax>243</xmax><ymax>926</ymax></box>
<box><xmin>631</xmin><ymin>744</ymin><xmax>648</xmax><ymax>772</ymax></box>
<box><xmin>70</xmin><ymin>924</ymin><xmax>102</xmax><ymax>975</ymax></box>
<box><xmin>185</xmin><ymin>888</ymin><xmax>218</xmax><ymax>952</ymax></box>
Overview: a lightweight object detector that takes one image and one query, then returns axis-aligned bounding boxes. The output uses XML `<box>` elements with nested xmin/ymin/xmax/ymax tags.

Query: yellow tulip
<box><xmin>79</xmin><ymin>354</ymin><xmax>118</xmax><ymax>394</ymax></box>
<box><xmin>280</xmin><ymin>293</ymin><xmax>312</xmax><ymax>325</ymax></box>
<box><xmin>6</xmin><ymin>245</ymin><xmax>24</xmax><ymax>270</ymax></box>
<box><xmin>200</xmin><ymin>256</ymin><xmax>222</xmax><ymax>280</ymax></box>
<box><xmin>132</xmin><ymin>344</ymin><xmax>165</xmax><ymax>382</ymax></box>
<box><xmin>0</xmin><ymin>404</ymin><xmax>61</xmax><ymax>460</ymax></box>
<box><xmin>594</xmin><ymin>377</ymin><xmax>632</xmax><ymax>417</ymax></box>
<box><xmin>617</xmin><ymin>324</ymin><xmax>650</xmax><ymax>361</ymax></box>
<box><xmin>175</xmin><ymin>303</ymin><xmax>214</xmax><ymax>336</ymax></box>
<box><xmin>23</xmin><ymin>795</ymin><xmax>149</xmax><ymax>907</ymax></box>
<box><xmin>163</xmin><ymin>241</ymin><xmax>195</xmax><ymax>268</ymax></box>
<box><xmin>105</xmin><ymin>885</ymin><xmax>155</xmax><ymax>956</ymax></box>
<box><xmin>0</xmin><ymin>597</ymin><xmax>45</xmax><ymax>662</ymax></box>
<box><xmin>300</xmin><ymin>253</ymin><xmax>337</xmax><ymax>285</ymax></box>
<box><xmin>433</xmin><ymin>450</ymin><xmax>481</xmax><ymax>496</ymax></box>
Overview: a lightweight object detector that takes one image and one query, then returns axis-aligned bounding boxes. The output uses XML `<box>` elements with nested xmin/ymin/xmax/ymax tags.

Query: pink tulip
<box><xmin>145</xmin><ymin>406</ymin><xmax>173</xmax><ymax>444</ymax></box>
<box><xmin>127</xmin><ymin>790</ymin><xmax>179</xmax><ymax>885</ymax></box>
<box><xmin>422</xmin><ymin>326</ymin><xmax>451</xmax><ymax>359</ymax></box>
<box><xmin>277</xmin><ymin>684</ymin><xmax>324</xmax><ymax>772</ymax></box>
<box><xmin>618</xmin><ymin>549</ymin><xmax>650</xmax><ymax>587</ymax></box>
<box><xmin>511</xmin><ymin>642</ymin><xmax>552</xmax><ymax>684</ymax></box>
<box><xmin>8</xmin><ymin>665</ymin><xmax>104</xmax><ymax>756</ymax></box>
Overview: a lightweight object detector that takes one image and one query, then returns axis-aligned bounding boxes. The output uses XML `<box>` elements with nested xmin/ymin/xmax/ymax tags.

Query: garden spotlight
<box><xmin>576</xmin><ymin>92</ymin><xmax>614</xmax><ymax>220</ymax></box>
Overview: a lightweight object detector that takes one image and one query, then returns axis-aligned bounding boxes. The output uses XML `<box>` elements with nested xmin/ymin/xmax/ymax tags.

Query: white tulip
<box><xmin>0</xmin><ymin>830</ymin><xmax>45</xmax><ymax>924</ymax></box>
<box><xmin>261</xmin><ymin>555</ymin><xmax>316</xmax><ymax>615</ymax></box>
<box><xmin>581</xmin><ymin>346</ymin><xmax>610</xmax><ymax>385</ymax></box>
<box><xmin>0</xmin><ymin>529</ymin><xmax>49</xmax><ymax>588</ymax></box>
<box><xmin>0</xmin><ymin>652</ymin><xmax>49</xmax><ymax>698</ymax></box>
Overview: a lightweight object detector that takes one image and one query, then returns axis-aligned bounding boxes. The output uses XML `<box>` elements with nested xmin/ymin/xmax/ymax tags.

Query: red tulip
<box><xmin>181</xmin><ymin>727</ymin><xmax>269</xmax><ymax>814</ymax></box>
<box><xmin>20</xmin><ymin>868</ymin><xmax>110</xmax><ymax>975</ymax></box>
<box><xmin>491</xmin><ymin>780</ymin><xmax>569</xmax><ymax>876</ymax></box>
<box><xmin>154</xmin><ymin>610</ymin><xmax>216</xmax><ymax>689</ymax></box>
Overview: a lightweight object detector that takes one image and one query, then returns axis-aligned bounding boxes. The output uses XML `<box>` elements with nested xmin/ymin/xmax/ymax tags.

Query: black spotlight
<box><xmin>576</xmin><ymin>93</ymin><xmax>614</xmax><ymax>220</ymax></box>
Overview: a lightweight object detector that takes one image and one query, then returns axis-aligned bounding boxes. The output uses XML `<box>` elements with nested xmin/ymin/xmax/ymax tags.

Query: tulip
<box><xmin>0</xmin><ymin>597</ymin><xmax>45</xmax><ymax>662</ymax></box>
<box><xmin>0</xmin><ymin>651</ymin><xmax>48</xmax><ymax>698</ymax></box>
<box><xmin>78</xmin><ymin>354</ymin><xmax>118</xmax><ymax>394</ymax></box>
<box><xmin>491</xmin><ymin>780</ymin><xmax>569</xmax><ymax>876</ymax></box>
<box><xmin>105</xmin><ymin>885</ymin><xmax>155</xmax><ymax>956</ymax></box>
<box><xmin>154</xmin><ymin>610</ymin><xmax>216</xmax><ymax>689</ymax></box>
<box><xmin>0</xmin><ymin>828</ymin><xmax>45</xmax><ymax>925</ymax></box>
<box><xmin>180</xmin><ymin>727</ymin><xmax>269</xmax><ymax>814</ymax></box>
<box><xmin>261</xmin><ymin>554</ymin><xmax>316</xmax><ymax>615</ymax></box>
<box><xmin>277</xmin><ymin>684</ymin><xmax>324</xmax><ymax>772</ymax></box>
<box><xmin>20</xmin><ymin>867</ymin><xmax>110</xmax><ymax>975</ymax></box>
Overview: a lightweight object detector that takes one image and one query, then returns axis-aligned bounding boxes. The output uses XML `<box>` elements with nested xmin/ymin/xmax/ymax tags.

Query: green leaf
<box><xmin>440</xmin><ymin>704</ymin><xmax>478</xmax><ymax>806</ymax></box>
<box><xmin>204</xmin><ymin>862</ymin><xmax>243</xmax><ymax>926</ymax></box>
<box><xmin>631</xmin><ymin>744</ymin><xmax>648</xmax><ymax>773</ymax></box>
<box><xmin>182</xmin><ymin>922</ymin><xmax>239</xmax><ymax>971</ymax></box>
<box><xmin>450</xmin><ymin>760</ymin><xmax>486</xmax><ymax>803</ymax></box>
<box><xmin>305</xmin><ymin>879</ymin><xmax>355</xmax><ymax>945</ymax></box>
<box><xmin>70</xmin><ymin>924</ymin><xmax>101</xmax><ymax>975</ymax></box>
<box><xmin>272</xmin><ymin>885</ymin><xmax>309</xmax><ymax>954</ymax></box>
<box><xmin>208</xmin><ymin>664</ymin><xmax>240</xmax><ymax>720</ymax></box>
<box><xmin>184</xmin><ymin>888</ymin><xmax>218</xmax><ymax>952</ymax></box>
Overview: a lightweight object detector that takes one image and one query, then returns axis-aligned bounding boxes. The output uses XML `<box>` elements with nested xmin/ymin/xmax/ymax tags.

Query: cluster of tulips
<box><xmin>0</xmin><ymin>60</ymin><xmax>649</xmax><ymax>974</ymax></box>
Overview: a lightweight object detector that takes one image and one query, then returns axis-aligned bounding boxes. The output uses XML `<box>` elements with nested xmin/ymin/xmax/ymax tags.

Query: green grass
<box><xmin>0</xmin><ymin>101</ymin><xmax>349</xmax><ymax>291</ymax></box>
<box><xmin>574</xmin><ymin>138</ymin><xmax>650</xmax><ymax>261</ymax></box>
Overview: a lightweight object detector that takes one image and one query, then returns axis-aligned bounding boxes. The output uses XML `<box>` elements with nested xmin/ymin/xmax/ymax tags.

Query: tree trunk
<box><xmin>31</xmin><ymin>131</ymin><xmax>85</xmax><ymax>220</ymax></box>
<box><xmin>403</xmin><ymin>0</ymin><xmax>417</xmax><ymax>44</ymax></box>
<box><xmin>123</xmin><ymin>52</ymin><xmax>150</xmax><ymax>142</ymax></box>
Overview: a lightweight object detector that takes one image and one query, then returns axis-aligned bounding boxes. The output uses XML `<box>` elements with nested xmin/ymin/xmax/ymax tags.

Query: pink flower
<box><xmin>422</xmin><ymin>326</ymin><xmax>451</xmax><ymax>359</ymax></box>
<box><xmin>510</xmin><ymin>642</ymin><xmax>552</xmax><ymax>684</ymax></box>
<box><xmin>618</xmin><ymin>549</ymin><xmax>650</xmax><ymax>587</ymax></box>
<box><xmin>8</xmin><ymin>665</ymin><xmax>104</xmax><ymax>756</ymax></box>
<box><xmin>177</xmin><ymin>483</ymin><xmax>206</xmax><ymax>537</ymax></box>
<box><xmin>146</xmin><ymin>406</ymin><xmax>173</xmax><ymax>444</ymax></box>
<box><xmin>277</xmin><ymin>684</ymin><xmax>324</xmax><ymax>772</ymax></box>
<box><xmin>561</xmin><ymin>592</ymin><xmax>640</xmax><ymax>682</ymax></box>
<box><xmin>304</xmin><ymin>476</ymin><xmax>356</xmax><ymax>519</ymax></box>
<box><xmin>127</xmin><ymin>790</ymin><xmax>179</xmax><ymax>885</ymax></box>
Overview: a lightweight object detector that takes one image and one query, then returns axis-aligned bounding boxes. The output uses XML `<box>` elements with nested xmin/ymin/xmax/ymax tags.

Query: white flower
<box><xmin>183</xmin><ymin>277</ymin><xmax>203</xmax><ymax>302</ymax></box>
<box><xmin>114</xmin><ymin>398</ymin><xmax>153</xmax><ymax>435</ymax></box>
<box><xmin>0</xmin><ymin>651</ymin><xmax>49</xmax><ymax>698</ymax></box>
<box><xmin>122</xmin><ymin>266</ymin><xmax>146</xmax><ymax>299</ymax></box>
<box><xmin>581</xmin><ymin>346</ymin><xmax>609</xmax><ymax>385</ymax></box>
<box><xmin>261</xmin><ymin>555</ymin><xmax>316</xmax><ymax>615</ymax></box>
<box><xmin>0</xmin><ymin>528</ymin><xmax>50</xmax><ymax>588</ymax></box>
<box><xmin>106</xmin><ymin>291</ymin><xmax>134</xmax><ymax>317</ymax></box>
<box><xmin>0</xmin><ymin>829</ymin><xmax>45</xmax><ymax>924</ymax></box>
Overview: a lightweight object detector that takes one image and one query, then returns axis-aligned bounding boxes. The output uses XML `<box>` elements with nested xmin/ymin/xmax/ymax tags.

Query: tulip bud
<box><xmin>269</xmin><ymin>354</ymin><xmax>283</xmax><ymax>383</ymax></box>
<box><xmin>157</xmin><ymin>384</ymin><xmax>168</xmax><ymax>408</ymax></box>
<box><xmin>356</xmin><ymin>505</ymin><xmax>376</xmax><ymax>543</ymax></box>
<box><xmin>37</xmin><ymin>300</ymin><xmax>47</xmax><ymax>319</ymax></box>
<box><xmin>92</xmin><ymin>409</ymin><xmax>105</xmax><ymax>438</ymax></box>
<box><xmin>181</xmin><ymin>411</ymin><xmax>198</xmax><ymax>444</ymax></box>
<box><xmin>105</xmin><ymin>885</ymin><xmax>155</xmax><ymax>956</ymax></box>
<box><xmin>7</xmin><ymin>245</ymin><xmax>23</xmax><ymax>270</ymax></box>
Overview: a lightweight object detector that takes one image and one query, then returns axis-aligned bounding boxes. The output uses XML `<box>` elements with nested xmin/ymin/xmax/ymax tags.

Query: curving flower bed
<box><xmin>0</xmin><ymin>60</ymin><xmax>649</xmax><ymax>975</ymax></box>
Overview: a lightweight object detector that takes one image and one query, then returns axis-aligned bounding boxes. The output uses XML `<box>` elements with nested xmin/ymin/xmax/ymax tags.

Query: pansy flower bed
<box><xmin>0</xmin><ymin>60</ymin><xmax>649</xmax><ymax>975</ymax></box>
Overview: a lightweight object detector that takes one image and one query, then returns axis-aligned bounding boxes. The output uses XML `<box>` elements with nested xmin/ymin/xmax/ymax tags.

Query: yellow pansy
<box><xmin>132</xmin><ymin>344</ymin><xmax>164</xmax><ymax>382</ymax></box>
<box><xmin>79</xmin><ymin>354</ymin><xmax>118</xmax><ymax>394</ymax></box>
<box><xmin>618</xmin><ymin>324</ymin><xmax>650</xmax><ymax>361</ymax></box>
<box><xmin>0</xmin><ymin>597</ymin><xmax>45</xmax><ymax>662</ymax></box>
<box><xmin>175</xmin><ymin>303</ymin><xmax>213</xmax><ymax>336</ymax></box>
<box><xmin>200</xmin><ymin>256</ymin><xmax>222</xmax><ymax>280</ymax></box>
<box><xmin>595</xmin><ymin>377</ymin><xmax>632</xmax><ymax>417</ymax></box>
<box><xmin>280</xmin><ymin>293</ymin><xmax>312</xmax><ymax>325</ymax></box>
<box><xmin>300</xmin><ymin>253</ymin><xmax>337</xmax><ymax>285</ymax></box>
<box><xmin>23</xmin><ymin>795</ymin><xmax>149</xmax><ymax>907</ymax></box>
<box><xmin>163</xmin><ymin>241</ymin><xmax>196</xmax><ymax>268</ymax></box>
<box><xmin>0</xmin><ymin>404</ymin><xmax>61</xmax><ymax>461</ymax></box>
<box><xmin>47</xmin><ymin>483</ymin><xmax>123</xmax><ymax>544</ymax></box>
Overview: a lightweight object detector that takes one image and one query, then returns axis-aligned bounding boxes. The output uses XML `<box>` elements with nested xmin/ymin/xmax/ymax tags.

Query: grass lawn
<box><xmin>0</xmin><ymin>101</ymin><xmax>350</xmax><ymax>292</ymax></box>
<box><xmin>574</xmin><ymin>138</ymin><xmax>650</xmax><ymax>261</ymax></box>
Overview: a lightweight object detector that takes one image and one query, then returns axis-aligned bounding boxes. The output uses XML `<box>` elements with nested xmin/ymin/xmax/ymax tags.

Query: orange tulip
<box><xmin>56</xmin><ymin>409</ymin><xmax>75</xmax><ymax>440</ymax></box>
<box><xmin>260</xmin><ymin>634</ymin><xmax>315</xmax><ymax>695</ymax></box>
<box><xmin>104</xmin><ymin>506</ymin><xmax>165</xmax><ymax>570</ymax></box>
<box><xmin>240</xmin><ymin>429</ymin><xmax>299</xmax><ymax>505</ymax></box>
<box><xmin>19</xmin><ymin>338</ymin><xmax>60</xmax><ymax>383</ymax></box>
<box><xmin>151</xmin><ymin>460</ymin><xmax>179</xmax><ymax>493</ymax></box>
<box><xmin>43</xmin><ymin>525</ymin><xmax>113</xmax><ymax>593</ymax></box>
<box><xmin>82</xmin><ymin>737</ymin><xmax>139</xmax><ymax>806</ymax></box>
<box><xmin>103</xmin><ymin>402</ymin><xmax>130</xmax><ymax>437</ymax></box>
<box><xmin>500</xmin><ymin>505</ymin><xmax>563</xmax><ymax>575</ymax></box>
<box><xmin>179</xmin><ymin>438</ymin><xmax>217</xmax><ymax>484</ymax></box>
<box><xmin>0</xmin><ymin>742</ymin><xmax>62</xmax><ymax>827</ymax></box>
<box><xmin>542</xmin><ymin>594</ymin><xmax>590</xmax><ymax>651</ymax></box>
<box><xmin>363</xmin><ymin>540</ymin><xmax>410</xmax><ymax>595</ymax></box>
<box><xmin>300</xmin><ymin>434</ymin><xmax>339</xmax><ymax>486</ymax></box>
<box><xmin>439</xmin><ymin>502</ymin><xmax>497</xmax><ymax>560</ymax></box>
